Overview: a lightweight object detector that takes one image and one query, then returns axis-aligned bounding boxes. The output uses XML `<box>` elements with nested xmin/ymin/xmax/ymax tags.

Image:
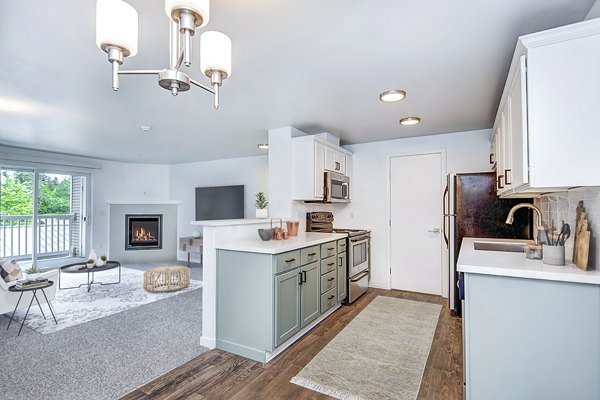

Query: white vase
<box><xmin>192</xmin><ymin>230</ymin><xmax>201</xmax><ymax>238</ymax></box>
<box><xmin>95</xmin><ymin>258</ymin><xmax>106</xmax><ymax>267</ymax></box>
<box><xmin>27</xmin><ymin>273</ymin><xmax>40</xmax><ymax>281</ymax></box>
<box><xmin>256</xmin><ymin>208</ymin><xmax>268</xmax><ymax>219</ymax></box>
<box><xmin>87</xmin><ymin>262</ymin><xmax>95</xmax><ymax>269</ymax></box>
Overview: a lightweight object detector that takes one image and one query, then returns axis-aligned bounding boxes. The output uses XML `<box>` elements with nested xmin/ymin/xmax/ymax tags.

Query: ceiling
<box><xmin>0</xmin><ymin>0</ymin><xmax>595</xmax><ymax>164</ymax></box>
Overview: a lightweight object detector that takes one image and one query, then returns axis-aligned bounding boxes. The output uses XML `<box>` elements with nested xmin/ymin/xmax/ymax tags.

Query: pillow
<box><xmin>0</xmin><ymin>259</ymin><xmax>23</xmax><ymax>283</ymax></box>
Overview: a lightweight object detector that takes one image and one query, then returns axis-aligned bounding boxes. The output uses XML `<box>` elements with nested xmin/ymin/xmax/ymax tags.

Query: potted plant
<box><xmin>86</xmin><ymin>259</ymin><xmax>95</xmax><ymax>269</ymax></box>
<box><xmin>25</xmin><ymin>265</ymin><xmax>41</xmax><ymax>281</ymax></box>
<box><xmin>96</xmin><ymin>255</ymin><xmax>107</xmax><ymax>267</ymax></box>
<box><xmin>255</xmin><ymin>192</ymin><xmax>269</xmax><ymax>218</ymax></box>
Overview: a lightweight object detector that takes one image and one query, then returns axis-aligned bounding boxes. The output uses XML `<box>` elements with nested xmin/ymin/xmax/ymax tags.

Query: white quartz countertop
<box><xmin>458</xmin><ymin>237</ymin><xmax>600</xmax><ymax>285</ymax></box>
<box><xmin>190</xmin><ymin>218</ymin><xmax>273</xmax><ymax>227</ymax></box>
<box><xmin>216</xmin><ymin>232</ymin><xmax>347</xmax><ymax>254</ymax></box>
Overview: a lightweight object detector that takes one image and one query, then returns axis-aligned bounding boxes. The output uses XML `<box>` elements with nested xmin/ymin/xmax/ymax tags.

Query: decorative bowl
<box><xmin>258</xmin><ymin>228</ymin><xmax>274</xmax><ymax>241</ymax></box>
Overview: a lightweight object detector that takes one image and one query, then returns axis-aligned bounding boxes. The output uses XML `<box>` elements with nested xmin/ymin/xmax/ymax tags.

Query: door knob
<box><xmin>428</xmin><ymin>228</ymin><xmax>440</xmax><ymax>234</ymax></box>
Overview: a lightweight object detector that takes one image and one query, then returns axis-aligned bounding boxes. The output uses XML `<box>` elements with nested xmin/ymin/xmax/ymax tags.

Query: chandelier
<box><xmin>95</xmin><ymin>0</ymin><xmax>232</xmax><ymax>108</ymax></box>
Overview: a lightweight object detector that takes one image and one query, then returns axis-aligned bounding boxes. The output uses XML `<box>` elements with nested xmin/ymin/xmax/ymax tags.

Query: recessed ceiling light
<box><xmin>257</xmin><ymin>143</ymin><xmax>269</xmax><ymax>149</ymax></box>
<box><xmin>399</xmin><ymin>117</ymin><xmax>421</xmax><ymax>126</ymax></box>
<box><xmin>379</xmin><ymin>90</ymin><xmax>406</xmax><ymax>103</ymax></box>
<box><xmin>140</xmin><ymin>125</ymin><xmax>152</xmax><ymax>132</ymax></box>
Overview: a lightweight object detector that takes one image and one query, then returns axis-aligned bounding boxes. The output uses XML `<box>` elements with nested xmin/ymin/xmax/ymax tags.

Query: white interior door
<box><xmin>390</xmin><ymin>153</ymin><xmax>443</xmax><ymax>295</ymax></box>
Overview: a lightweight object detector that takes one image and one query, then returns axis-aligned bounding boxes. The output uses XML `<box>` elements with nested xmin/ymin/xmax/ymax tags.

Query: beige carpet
<box><xmin>291</xmin><ymin>296</ymin><xmax>442</xmax><ymax>400</ymax></box>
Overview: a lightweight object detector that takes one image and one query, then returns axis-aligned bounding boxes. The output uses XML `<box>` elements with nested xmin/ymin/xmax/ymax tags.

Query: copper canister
<box><xmin>286</xmin><ymin>221</ymin><xmax>299</xmax><ymax>237</ymax></box>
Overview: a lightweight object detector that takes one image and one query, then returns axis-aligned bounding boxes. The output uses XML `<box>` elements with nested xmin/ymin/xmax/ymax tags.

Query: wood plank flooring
<box><xmin>122</xmin><ymin>289</ymin><xmax>463</xmax><ymax>400</ymax></box>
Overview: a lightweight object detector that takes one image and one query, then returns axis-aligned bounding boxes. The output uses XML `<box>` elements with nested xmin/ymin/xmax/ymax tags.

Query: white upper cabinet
<box><xmin>491</xmin><ymin>19</ymin><xmax>600</xmax><ymax>197</ymax></box>
<box><xmin>324</xmin><ymin>146</ymin><xmax>346</xmax><ymax>174</ymax></box>
<box><xmin>292</xmin><ymin>136</ymin><xmax>352</xmax><ymax>201</ymax></box>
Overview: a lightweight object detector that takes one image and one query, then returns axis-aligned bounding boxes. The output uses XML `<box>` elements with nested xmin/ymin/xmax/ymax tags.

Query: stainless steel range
<box><xmin>306</xmin><ymin>212</ymin><xmax>371</xmax><ymax>304</ymax></box>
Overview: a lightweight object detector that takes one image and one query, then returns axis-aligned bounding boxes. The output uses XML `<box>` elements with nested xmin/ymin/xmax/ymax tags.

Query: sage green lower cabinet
<box><xmin>337</xmin><ymin>250</ymin><xmax>347</xmax><ymax>302</ymax></box>
<box><xmin>216</xmin><ymin>243</ymin><xmax>343</xmax><ymax>363</ymax></box>
<box><xmin>300</xmin><ymin>262</ymin><xmax>320</xmax><ymax>328</ymax></box>
<box><xmin>274</xmin><ymin>268</ymin><xmax>301</xmax><ymax>347</ymax></box>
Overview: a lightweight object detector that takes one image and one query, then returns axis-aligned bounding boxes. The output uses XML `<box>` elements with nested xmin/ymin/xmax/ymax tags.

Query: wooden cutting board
<box><xmin>573</xmin><ymin>201</ymin><xmax>590</xmax><ymax>271</ymax></box>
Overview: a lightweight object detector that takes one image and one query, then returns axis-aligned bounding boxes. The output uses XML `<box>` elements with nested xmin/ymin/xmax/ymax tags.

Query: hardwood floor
<box><xmin>122</xmin><ymin>289</ymin><xmax>463</xmax><ymax>400</ymax></box>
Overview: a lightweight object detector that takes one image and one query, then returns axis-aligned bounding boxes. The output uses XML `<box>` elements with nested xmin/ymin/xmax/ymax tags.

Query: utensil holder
<box><xmin>543</xmin><ymin>245</ymin><xmax>565</xmax><ymax>266</ymax></box>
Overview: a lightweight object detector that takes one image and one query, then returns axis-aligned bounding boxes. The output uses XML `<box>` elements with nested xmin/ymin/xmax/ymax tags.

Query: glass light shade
<box><xmin>200</xmin><ymin>31</ymin><xmax>232</xmax><ymax>78</ymax></box>
<box><xmin>96</xmin><ymin>0</ymin><xmax>139</xmax><ymax>57</ymax></box>
<box><xmin>165</xmin><ymin>0</ymin><xmax>210</xmax><ymax>27</ymax></box>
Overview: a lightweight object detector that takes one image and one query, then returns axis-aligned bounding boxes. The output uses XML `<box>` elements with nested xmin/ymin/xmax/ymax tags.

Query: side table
<box><xmin>179</xmin><ymin>237</ymin><xmax>203</xmax><ymax>267</ymax></box>
<box><xmin>7</xmin><ymin>281</ymin><xmax>58</xmax><ymax>336</ymax></box>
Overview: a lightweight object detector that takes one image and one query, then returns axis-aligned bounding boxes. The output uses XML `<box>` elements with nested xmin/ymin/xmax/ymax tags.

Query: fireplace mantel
<box><xmin>106</xmin><ymin>200</ymin><xmax>181</xmax><ymax>205</ymax></box>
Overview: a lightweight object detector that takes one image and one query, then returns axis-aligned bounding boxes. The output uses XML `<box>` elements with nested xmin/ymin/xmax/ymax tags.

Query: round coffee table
<box><xmin>8</xmin><ymin>281</ymin><xmax>57</xmax><ymax>336</ymax></box>
<box><xmin>59</xmin><ymin>261</ymin><xmax>121</xmax><ymax>292</ymax></box>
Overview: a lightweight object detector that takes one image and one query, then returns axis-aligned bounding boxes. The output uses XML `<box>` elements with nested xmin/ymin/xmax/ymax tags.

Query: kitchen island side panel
<box><xmin>216</xmin><ymin>250</ymin><xmax>274</xmax><ymax>361</ymax></box>
<box><xmin>465</xmin><ymin>273</ymin><xmax>600</xmax><ymax>400</ymax></box>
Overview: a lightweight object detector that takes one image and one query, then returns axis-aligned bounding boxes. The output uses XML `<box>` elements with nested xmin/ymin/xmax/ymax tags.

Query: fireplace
<box><xmin>126</xmin><ymin>214</ymin><xmax>162</xmax><ymax>250</ymax></box>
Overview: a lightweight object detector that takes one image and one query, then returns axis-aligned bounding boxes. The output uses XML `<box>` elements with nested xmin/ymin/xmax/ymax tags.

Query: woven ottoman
<box><xmin>143</xmin><ymin>266</ymin><xmax>190</xmax><ymax>293</ymax></box>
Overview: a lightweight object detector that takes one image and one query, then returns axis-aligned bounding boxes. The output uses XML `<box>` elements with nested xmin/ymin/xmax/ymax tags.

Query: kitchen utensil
<box><xmin>561</xmin><ymin>223</ymin><xmax>571</xmax><ymax>245</ymax></box>
<box><xmin>257</xmin><ymin>228</ymin><xmax>274</xmax><ymax>241</ymax></box>
<box><xmin>557</xmin><ymin>223</ymin><xmax>570</xmax><ymax>246</ymax></box>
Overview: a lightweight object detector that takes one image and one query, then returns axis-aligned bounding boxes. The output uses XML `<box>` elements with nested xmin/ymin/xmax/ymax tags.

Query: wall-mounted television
<box><xmin>195</xmin><ymin>185</ymin><xmax>245</xmax><ymax>221</ymax></box>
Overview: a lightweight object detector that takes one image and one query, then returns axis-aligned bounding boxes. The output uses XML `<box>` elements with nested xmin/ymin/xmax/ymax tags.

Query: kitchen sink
<box><xmin>473</xmin><ymin>241</ymin><xmax>526</xmax><ymax>253</ymax></box>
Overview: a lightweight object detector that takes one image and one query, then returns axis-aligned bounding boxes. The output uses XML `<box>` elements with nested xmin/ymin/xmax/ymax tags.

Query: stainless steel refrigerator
<box><xmin>444</xmin><ymin>172</ymin><xmax>532</xmax><ymax>316</ymax></box>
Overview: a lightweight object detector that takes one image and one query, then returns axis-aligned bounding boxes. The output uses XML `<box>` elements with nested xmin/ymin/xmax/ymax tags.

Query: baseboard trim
<box><xmin>200</xmin><ymin>336</ymin><xmax>216</xmax><ymax>349</ymax></box>
<box><xmin>369</xmin><ymin>280</ymin><xmax>390</xmax><ymax>290</ymax></box>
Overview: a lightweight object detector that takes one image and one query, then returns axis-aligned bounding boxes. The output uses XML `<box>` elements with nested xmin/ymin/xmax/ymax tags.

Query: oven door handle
<box><xmin>350</xmin><ymin>236</ymin><xmax>370</xmax><ymax>243</ymax></box>
<box><xmin>350</xmin><ymin>270</ymin><xmax>369</xmax><ymax>282</ymax></box>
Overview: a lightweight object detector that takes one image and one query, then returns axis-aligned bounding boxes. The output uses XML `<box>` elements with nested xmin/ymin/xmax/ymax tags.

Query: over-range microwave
<box><xmin>325</xmin><ymin>171</ymin><xmax>350</xmax><ymax>202</ymax></box>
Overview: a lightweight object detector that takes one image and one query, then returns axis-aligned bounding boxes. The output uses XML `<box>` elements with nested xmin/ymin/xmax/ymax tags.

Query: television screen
<box><xmin>195</xmin><ymin>185</ymin><xmax>245</xmax><ymax>220</ymax></box>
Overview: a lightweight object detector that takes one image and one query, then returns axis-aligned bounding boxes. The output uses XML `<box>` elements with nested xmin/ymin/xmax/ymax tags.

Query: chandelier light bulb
<box><xmin>200</xmin><ymin>31</ymin><xmax>232</xmax><ymax>78</ymax></box>
<box><xmin>96</xmin><ymin>0</ymin><xmax>139</xmax><ymax>57</ymax></box>
<box><xmin>165</xmin><ymin>0</ymin><xmax>210</xmax><ymax>27</ymax></box>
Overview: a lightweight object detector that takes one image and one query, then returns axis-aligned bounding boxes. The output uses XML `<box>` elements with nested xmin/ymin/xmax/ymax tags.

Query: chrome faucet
<box><xmin>505</xmin><ymin>203</ymin><xmax>543</xmax><ymax>244</ymax></box>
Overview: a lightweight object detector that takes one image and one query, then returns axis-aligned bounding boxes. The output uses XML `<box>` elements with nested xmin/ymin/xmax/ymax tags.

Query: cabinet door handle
<box><xmin>302</xmin><ymin>271</ymin><xmax>307</xmax><ymax>283</ymax></box>
<box><xmin>328</xmin><ymin>295</ymin><xmax>335</xmax><ymax>300</ymax></box>
<box><xmin>505</xmin><ymin>169</ymin><xmax>511</xmax><ymax>185</ymax></box>
<box><xmin>497</xmin><ymin>175</ymin><xmax>504</xmax><ymax>189</ymax></box>
<box><xmin>489</xmin><ymin>153</ymin><xmax>495</xmax><ymax>165</ymax></box>
<box><xmin>298</xmin><ymin>272</ymin><xmax>303</xmax><ymax>285</ymax></box>
<box><xmin>327</xmin><ymin>277</ymin><xmax>335</xmax><ymax>282</ymax></box>
<box><xmin>335</xmin><ymin>162</ymin><xmax>340</xmax><ymax>170</ymax></box>
<box><xmin>285</xmin><ymin>258</ymin><xmax>296</xmax><ymax>263</ymax></box>
<box><xmin>327</xmin><ymin>262</ymin><xmax>335</xmax><ymax>266</ymax></box>
<box><xmin>328</xmin><ymin>247</ymin><xmax>335</xmax><ymax>251</ymax></box>
<box><xmin>308</xmin><ymin>252</ymin><xmax>317</xmax><ymax>256</ymax></box>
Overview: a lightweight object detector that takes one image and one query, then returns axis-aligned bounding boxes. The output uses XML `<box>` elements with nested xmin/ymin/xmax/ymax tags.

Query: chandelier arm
<box><xmin>189</xmin><ymin>78</ymin><xmax>216</xmax><ymax>94</ymax></box>
<box><xmin>175</xmin><ymin>50</ymin><xmax>185</xmax><ymax>70</ymax></box>
<box><xmin>118</xmin><ymin>70</ymin><xmax>163</xmax><ymax>75</ymax></box>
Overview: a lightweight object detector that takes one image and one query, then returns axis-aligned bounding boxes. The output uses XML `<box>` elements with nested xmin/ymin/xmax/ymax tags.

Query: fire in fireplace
<box><xmin>126</xmin><ymin>214</ymin><xmax>162</xmax><ymax>250</ymax></box>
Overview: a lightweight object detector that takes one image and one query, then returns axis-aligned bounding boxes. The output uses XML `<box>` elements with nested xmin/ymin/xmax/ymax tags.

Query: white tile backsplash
<box><xmin>540</xmin><ymin>187</ymin><xmax>599</xmax><ymax>268</ymax></box>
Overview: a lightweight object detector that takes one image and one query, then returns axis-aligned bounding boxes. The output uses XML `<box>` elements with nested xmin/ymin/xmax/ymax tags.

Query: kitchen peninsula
<box><xmin>215</xmin><ymin>232</ymin><xmax>347</xmax><ymax>362</ymax></box>
<box><xmin>458</xmin><ymin>237</ymin><xmax>600</xmax><ymax>400</ymax></box>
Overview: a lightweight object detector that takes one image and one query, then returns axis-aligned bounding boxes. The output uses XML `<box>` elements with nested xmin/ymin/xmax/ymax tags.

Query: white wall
<box><xmin>91</xmin><ymin>161</ymin><xmax>171</xmax><ymax>257</ymax></box>
<box><xmin>586</xmin><ymin>0</ymin><xmax>600</xmax><ymax>19</ymax></box>
<box><xmin>169</xmin><ymin>155</ymin><xmax>268</xmax><ymax>261</ymax></box>
<box><xmin>334</xmin><ymin>129</ymin><xmax>492</xmax><ymax>293</ymax></box>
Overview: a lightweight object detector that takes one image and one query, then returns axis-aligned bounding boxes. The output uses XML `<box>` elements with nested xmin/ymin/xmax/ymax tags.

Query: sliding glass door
<box><xmin>0</xmin><ymin>167</ymin><xmax>89</xmax><ymax>265</ymax></box>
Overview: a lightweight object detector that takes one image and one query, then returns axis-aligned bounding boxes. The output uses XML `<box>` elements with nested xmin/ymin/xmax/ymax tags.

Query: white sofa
<box><xmin>0</xmin><ymin>269</ymin><xmax>59</xmax><ymax>315</ymax></box>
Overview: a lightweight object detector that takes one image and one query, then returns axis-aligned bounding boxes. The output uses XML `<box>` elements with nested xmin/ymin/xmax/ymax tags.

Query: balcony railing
<box><xmin>0</xmin><ymin>214</ymin><xmax>74</xmax><ymax>259</ymax></box>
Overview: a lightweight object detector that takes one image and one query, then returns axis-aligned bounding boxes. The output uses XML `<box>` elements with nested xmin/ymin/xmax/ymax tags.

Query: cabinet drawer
<box><xmin>320</xmin><ymin>270</ymin><xmax>336</xmax><ymax>294</ymax></box>
<box><xmin>320</xmin><ymin>287</ymin><xmax>337</xmax><ymax>313</ymax></box>
<box><xmin>337</xmin><ymin>239</ymin><xmax>347</xmax><ymax>253</ymax></box>
<box><xmin>275</xmin><ymin>250</ymin><xmax>301</xmax><ymax>274</ymax></box>
<box><xmin>320</xmin><ymin>255</ymin><xmax>337</xmax><ymax>275</ymax></box>
<box><xmin>320</xmin><ymin>241</ymin><xmax>337</xmax><ymax>259</ymax></box>
<box><xmin>300</xmin><ymin>246</ymin><xmax>320</xmax><ymax>266</ymax></box>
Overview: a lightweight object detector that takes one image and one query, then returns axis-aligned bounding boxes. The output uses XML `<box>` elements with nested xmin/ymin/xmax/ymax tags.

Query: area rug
<box><xmin>5</xmin><ymin>267</ymin><xmax>202</xmax><ymax>335</ymax></box>
<box><xmin>291</xmin><ymin>296</ymin><xmax>442</xmax><ymax>400</ymax></box>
